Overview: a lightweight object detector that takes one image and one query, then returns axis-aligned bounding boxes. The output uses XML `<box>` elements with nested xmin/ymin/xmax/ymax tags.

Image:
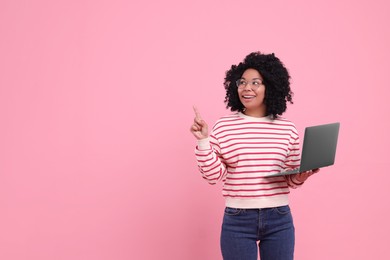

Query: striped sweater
<box><xmin>195</xmin><ymin>112</ymin><xmax>304</xmax><ymax>209</ymax></box>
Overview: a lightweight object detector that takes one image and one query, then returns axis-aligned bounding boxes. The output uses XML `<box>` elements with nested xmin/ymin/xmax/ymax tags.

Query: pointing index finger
<box><xmin>193</xmin><ymin>105</ymin><xmax>202</xmax><ymax>120</ymax></box>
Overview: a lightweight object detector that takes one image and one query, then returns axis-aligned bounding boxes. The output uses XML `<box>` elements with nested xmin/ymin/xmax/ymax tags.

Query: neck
<box><xmin>243</xmin><ymin>107</ymin><xmax>267</xmax><ymax>118</ymax></box>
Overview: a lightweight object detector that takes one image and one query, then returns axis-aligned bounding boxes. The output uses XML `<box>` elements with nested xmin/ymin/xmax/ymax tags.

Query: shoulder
<box><xmin>212</xmin><ymin>113</ymin><xmax>243</xmax><ymax>131</ymax></box>
<box><xmin>214</xmin><ymin>112</ymin><xmax>243</xmax><ymax>125</ymax></box>
<box><xmin>272</xmin><ymin>117</ymin><xmax>296</xmax><ymax>127</ymax></box>
<box><xmin>272</xmin><ymin>117</ymin><xmax>299</xmax><ymax>136</ymax></box>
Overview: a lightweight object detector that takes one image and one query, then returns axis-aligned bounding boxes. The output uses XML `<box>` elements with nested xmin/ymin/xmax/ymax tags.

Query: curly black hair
<box><xmin>224</xmin><ymin>52</ymin><xmax>293</xmax><ymax>118</ymax></box>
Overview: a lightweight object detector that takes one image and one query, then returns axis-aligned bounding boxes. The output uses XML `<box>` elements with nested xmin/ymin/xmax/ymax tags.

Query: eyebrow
<box><xmin>240</xmin><ymin>77</ymin><xmax>262</xmax><ymax>80</ymax></box>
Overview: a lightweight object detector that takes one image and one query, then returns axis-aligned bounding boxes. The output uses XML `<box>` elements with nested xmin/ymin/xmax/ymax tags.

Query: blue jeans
<box><xmin>220</xmin><ymin>206</ymin><xmax>295</xmax><ymax>260</ymax></box>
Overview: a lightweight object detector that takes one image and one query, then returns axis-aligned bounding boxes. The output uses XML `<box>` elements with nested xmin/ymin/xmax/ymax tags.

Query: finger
<box><xmin>193</xmin><ymin>105</ymin><xmax>202</xmax><ymax>120</ymax></box>
<box><xmin>192</xmin><ymin>121</ymin><xmax>201</xmax><ymax>129</ymax></box>
<box><xmin>312</xmin><ymin>168</ymin><xmax>320</xmax><ymax>174</ymax></box>
<box><xmin>193</xmin><ymin>116</ymin><xmax>203</xmax><ymax>126</ymax></box>
<box><xmin>194</xmin><ymin>117</ymin><xmax>204</xmax><ymax>126</ymax></box>
<box><xmin>191</xmin><ymin>125</ymin><xmax>199</xmax><ymax>132</ymax></box>
<box><xmin>298</xmin><ymin>172</ymin><xmax>307</xmax><ymax>178</ymax></box>
<box><xmin>299</xmin><ymin>171</ymin><xmax>311</xmax><ymax>178</ymax></box>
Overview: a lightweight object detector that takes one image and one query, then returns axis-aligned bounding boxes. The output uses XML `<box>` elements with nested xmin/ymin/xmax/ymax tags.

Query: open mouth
<box><xmin>242</xmin><ymin>95</ymin><xmax>256</xmax><ymax>100</ymax></box>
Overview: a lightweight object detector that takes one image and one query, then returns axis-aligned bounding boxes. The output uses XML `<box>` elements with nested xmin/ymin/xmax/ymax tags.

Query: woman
<box><xmin>190</xmin><ymin>52</ymin><xmax>319</xmax><ymax>260</ymax></box>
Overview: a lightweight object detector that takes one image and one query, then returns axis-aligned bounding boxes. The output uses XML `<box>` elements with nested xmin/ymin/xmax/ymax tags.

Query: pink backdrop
<box><xmin>1</xmin><ymin>0</ymin><xmax>389</xmax><ymax>259</ymax></box>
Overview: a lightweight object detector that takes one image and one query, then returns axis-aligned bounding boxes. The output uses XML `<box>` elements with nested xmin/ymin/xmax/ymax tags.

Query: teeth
<box><xmin>243</xmin><ymin>96</ymin><xmax>255</xmax><ymax>98</ymax></box>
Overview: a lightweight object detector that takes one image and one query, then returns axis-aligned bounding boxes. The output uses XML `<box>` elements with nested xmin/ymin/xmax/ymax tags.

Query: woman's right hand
<box><xmin>190</xmin><ymin>106</ymin><xmax>209</xmax><ymax>140</ymax></box>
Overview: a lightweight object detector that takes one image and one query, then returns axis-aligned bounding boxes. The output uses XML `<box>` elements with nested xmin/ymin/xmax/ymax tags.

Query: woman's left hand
<box><xmin>295</xmin><ymin>168</ymin><xmax>320</xmax><ymax>183</ymax></box>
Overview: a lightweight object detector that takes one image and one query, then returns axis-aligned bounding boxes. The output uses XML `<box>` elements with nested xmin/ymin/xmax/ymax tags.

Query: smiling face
<box><xmin>238</xmin><ymin>68</ymin><xmax>266</xmax><ymax>117</ymax></box>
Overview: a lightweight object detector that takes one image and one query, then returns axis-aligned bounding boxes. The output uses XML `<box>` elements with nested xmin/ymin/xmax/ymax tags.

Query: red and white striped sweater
<box><xmin>195</xmin><ymin>112</ymin><xmax>304</xmax><ymax>209</ymax></box>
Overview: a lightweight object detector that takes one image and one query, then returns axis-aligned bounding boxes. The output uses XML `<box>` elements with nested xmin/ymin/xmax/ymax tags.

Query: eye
<box><xmin>238</xmin><ymin>80</ymin><xmax>246</xmax><ymax>85</ymax></box>
<box><xmin>252</xmin><ymin>81</ymin><xmax>261</xmax><ymax>86</ymax></box>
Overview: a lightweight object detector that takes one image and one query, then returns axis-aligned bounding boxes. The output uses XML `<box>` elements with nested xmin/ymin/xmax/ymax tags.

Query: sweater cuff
<box><xmin>197</xmin><ymin>138</ymin><xmax>211</xmax><ymax>150</ymax></box>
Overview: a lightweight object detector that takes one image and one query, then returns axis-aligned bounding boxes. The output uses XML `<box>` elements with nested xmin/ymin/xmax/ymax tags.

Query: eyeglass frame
<box><xmin>235</xmin><ymin>79</ymin><xmax>264</xmax><ymax>91</ymax></box>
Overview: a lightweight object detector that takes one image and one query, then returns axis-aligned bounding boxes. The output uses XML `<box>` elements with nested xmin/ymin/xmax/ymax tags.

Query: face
<box><xmin>237</xmin><ymin>68</ymin><xmax>266</xmax><ymax>117</ymax></box>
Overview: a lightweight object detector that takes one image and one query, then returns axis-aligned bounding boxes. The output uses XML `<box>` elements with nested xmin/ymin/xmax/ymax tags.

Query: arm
<box><xmin>283</xmin><ymin>128</ymin><xmax>305</xmax><ymax>188</ymax></box>
<box><xmin>195</xmin><ymin>137</ymin><xmax>227</xmax><ymax>185</ymax></box>
<box><xmin>283</xmin><ymin>128</ymin><xmax>319</xmax><ymax>188</ymax></box>
<box><xmin>190</xmin><ymin>106</ymin><xmax>227</xmax><ymax>185</ymax></box>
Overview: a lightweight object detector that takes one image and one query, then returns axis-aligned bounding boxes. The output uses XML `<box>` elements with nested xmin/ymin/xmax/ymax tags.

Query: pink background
<box><xmin>1</xmin><ymin>0</ymin><xmax>389</xmax><ymax>259</ymax></box>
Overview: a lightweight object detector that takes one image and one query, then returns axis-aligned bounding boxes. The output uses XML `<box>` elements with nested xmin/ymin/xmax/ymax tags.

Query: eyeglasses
<box><xmin>235</xmin><ymin>79</ymin><xmax>264</xmax><ymax>91</ymax></box>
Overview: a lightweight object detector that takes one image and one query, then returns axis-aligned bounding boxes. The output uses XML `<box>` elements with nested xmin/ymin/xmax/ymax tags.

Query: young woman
<box><xmin>190</xmin><ymin>52</ymin><xmax>319</xmax><ymax>260</ymax></box>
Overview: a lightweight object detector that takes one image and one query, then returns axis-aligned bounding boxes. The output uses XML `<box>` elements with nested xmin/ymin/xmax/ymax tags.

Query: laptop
<box><xmin>270</xmin><ymin>122</ymin><xmax>340</xmax><ymax>176</ymax></box>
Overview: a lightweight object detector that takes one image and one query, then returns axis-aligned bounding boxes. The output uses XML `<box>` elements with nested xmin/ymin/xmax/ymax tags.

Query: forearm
<box><xmin>195</xmin><ymin>138</ymin><xmax>227</xmax><ymax>185</ymax></box>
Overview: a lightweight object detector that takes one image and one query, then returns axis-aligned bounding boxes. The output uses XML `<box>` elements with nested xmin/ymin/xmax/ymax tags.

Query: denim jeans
<box><xmin>220</xmin><ymin>206</ymin><xmax>295</xmax><ymax>260</ymax></box>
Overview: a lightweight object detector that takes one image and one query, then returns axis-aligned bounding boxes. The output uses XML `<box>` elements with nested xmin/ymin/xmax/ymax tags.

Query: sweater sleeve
<box><xmin>194</xmin><ymin>134</ymin><xmax>227</xmax><ymax>185</ymax></box>
<box><xmin>283</xmin><ymin>127</ymin><xmax>304</xmax><ymax>188</ymax></box>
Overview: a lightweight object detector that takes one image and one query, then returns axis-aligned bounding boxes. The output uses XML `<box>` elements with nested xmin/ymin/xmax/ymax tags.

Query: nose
<box><xmin>243</xmin><ymin>82</ymin><xmax>252</xmax><ymax>91</ymax></box>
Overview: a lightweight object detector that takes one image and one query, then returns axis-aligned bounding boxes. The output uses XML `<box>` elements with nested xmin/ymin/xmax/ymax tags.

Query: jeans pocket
<box><xmin>224</xmin><ymin>207</ymin><xmax>244</xmax><ymax>216</ymax></box>
<box><xmin>273</xmin><ymin>205</ymin><xmax>291</xmax><ymax>215</ymax></box>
